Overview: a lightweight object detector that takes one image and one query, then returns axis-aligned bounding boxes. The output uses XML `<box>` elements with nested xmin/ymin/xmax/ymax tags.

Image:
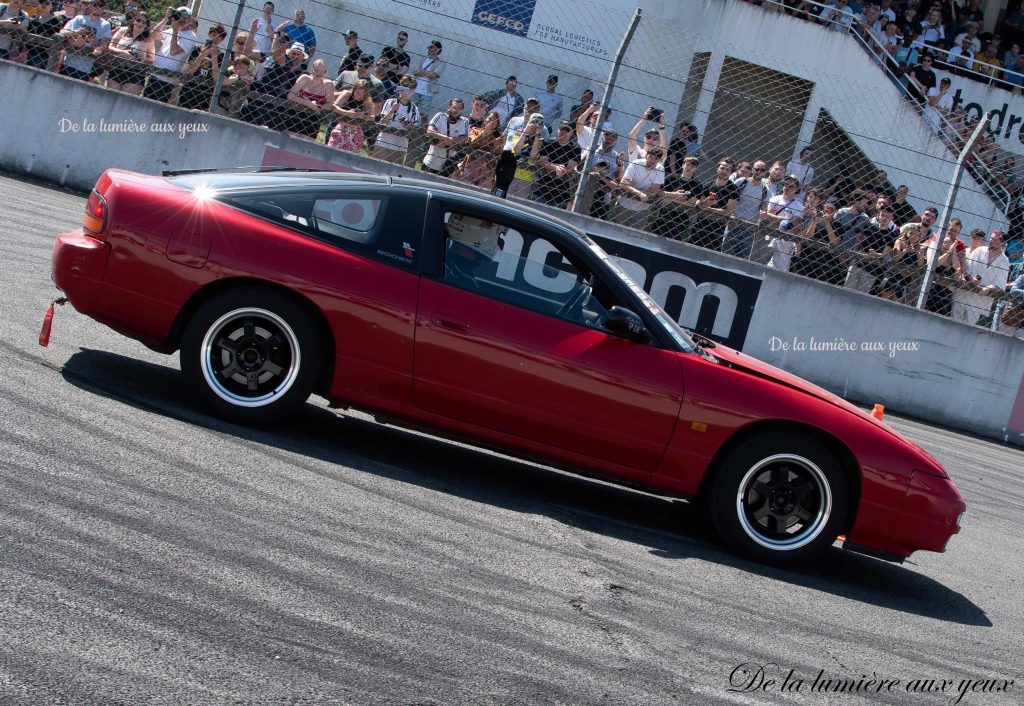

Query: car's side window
<box><xmin>442</xmin><ymin>209</ymin><xmax>612</xmax><ymax>329</ymax></box>
<box><xmin>312</xmin><ymin>197</ymin><xmax>382</xmax><ymax>244</ymax></box>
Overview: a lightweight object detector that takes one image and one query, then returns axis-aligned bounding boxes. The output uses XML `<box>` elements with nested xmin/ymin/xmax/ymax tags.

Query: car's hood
<box><xmin>703</xmin><ymin>341</ymin><xmax>895</xmax><ymax>432</ymax></box>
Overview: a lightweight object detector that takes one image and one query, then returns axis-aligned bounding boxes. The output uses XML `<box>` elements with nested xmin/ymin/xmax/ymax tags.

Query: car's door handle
<box><xmin>431</xmin><ymin>314</ymin><xmax>471</xmax><ymax>334</ymax></box>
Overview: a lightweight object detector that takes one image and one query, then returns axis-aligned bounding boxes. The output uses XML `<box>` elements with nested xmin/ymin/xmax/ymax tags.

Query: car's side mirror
<box><xmin>605</xmin><ymin>306</ymin><xmax>649</xmax><ymax>342</ymax></box>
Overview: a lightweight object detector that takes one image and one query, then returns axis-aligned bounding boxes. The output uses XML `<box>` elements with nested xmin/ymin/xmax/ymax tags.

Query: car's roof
<box><xmin>168</xmin><ymin>169</ymin><xmax>590</xmax><ymax>242</ymax></box>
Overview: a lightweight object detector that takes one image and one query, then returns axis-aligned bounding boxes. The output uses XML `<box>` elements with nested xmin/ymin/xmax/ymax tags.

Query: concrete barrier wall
<box><xmin>4</xmin><ymin>61</ymin><xmax>1023</xmax><ymax>445</ymax></box>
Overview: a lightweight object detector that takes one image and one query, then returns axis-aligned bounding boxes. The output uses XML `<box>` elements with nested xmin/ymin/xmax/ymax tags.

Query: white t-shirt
<box><xmin>423</xmin><ymin>112</ymin><xmax>469</xmax><ymax>170</ymax></box>
<box><xmin>414</xmin><ymin>56</ymin><xmax>443</xmax><ymax>97</ymax></box>
<box><xmin>502</xmin><ymin>115</ymin><xmax>549</xmax><ymax>152</ymax></box>
<box><xmin>491</xmin><ymin>91</ymin><xmax>519</xmax><ymax>127</ymax></box>
<box><xmin>767</xmin><ymin>236</ymin><xmax>799</xmax><ymax>271</ymax></box>
<box><xmin>251</xmin><ymin>16</ymin><xmax>273</xmax><ymax>55</ymax></box>
<box><xmin>152</xmin><ymin>27</ymin><xmax>197</xmax><ymax>78</ymax></box>
<box><xmin>786</xmin><ymin>160</ymin><xmax>814</xmax><ymax>186</ymax></box>
<box><xmin>766</xmin><ymin>194</ymin><xmax>804</xmax><ymax>228</ymax></box>
<box><xmin>375</xmin><ymin>99</ymin><xmax>419</xmax><ymax>152</ymax></box>
<box><xmin>618</xmin><ymin>159</ymin><xmax>665</xmax><ymax>212</ymax></box>
<box><xmin>923</xmin><ymin>87</ymin><xmax>953</xmax><ymax>128</ymax></box>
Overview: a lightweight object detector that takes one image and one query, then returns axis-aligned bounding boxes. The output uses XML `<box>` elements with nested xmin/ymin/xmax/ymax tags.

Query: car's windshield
<box><xmin>580</xmin><ymin>235</ymin><xmax>699</xmax><ymax>353</ymax></box>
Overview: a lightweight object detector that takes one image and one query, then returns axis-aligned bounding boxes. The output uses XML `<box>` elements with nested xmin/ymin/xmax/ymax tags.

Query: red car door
<box><xmin>413</xmin><ymin>207</ymin><xmax>683</xmax><ymax>476</ymax></box>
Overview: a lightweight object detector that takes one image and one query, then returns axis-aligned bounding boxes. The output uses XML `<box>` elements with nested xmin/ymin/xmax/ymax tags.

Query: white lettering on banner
<box><xmin>649</xmin><ymin>271</ymin><xmax>738</xmax><ymax>338</ymax></box>
<box><xmin>934</xmin><ymin>67</ymin><xmax>1024</xmax><ymax>157</ymax></box>
<box><xmin>476</xmin><ymin>11</ymin><xmax>526</xmax><ymax>33</ymax></box>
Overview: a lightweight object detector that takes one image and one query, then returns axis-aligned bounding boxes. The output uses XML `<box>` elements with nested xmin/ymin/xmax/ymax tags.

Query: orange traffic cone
<box><xmin>871</xmin><ymin>404</ymin><xmax>885</xmax><ymax>420</ymax></box>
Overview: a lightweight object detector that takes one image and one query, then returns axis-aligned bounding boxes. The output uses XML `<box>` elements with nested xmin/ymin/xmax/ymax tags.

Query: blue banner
<box><xmin>471</xmin><ymin>0</ymin><xmax>538</xmax><ymax>38</ymax></box>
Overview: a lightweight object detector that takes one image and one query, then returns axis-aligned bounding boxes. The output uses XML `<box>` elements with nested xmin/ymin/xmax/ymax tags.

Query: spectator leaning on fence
<box><xmin>180</xmin><ymin>23</ymin><xmax>228</xmax><ymax>111</ymax></box>
<box><xmin>530</xmin><ymin>121</ymin><xmax>579</xmax><ymax>209</ymax></box>
<box><xmin>327</xmin><ymin>78</ymin><xmax>375</xmax><ymax>153</ymax></box>
<box><xmin>372</xmin><ymin>75</ymin><xmax>419</xmax><ymax>165</ymax></box>
<box><xmin>846</xmin><ymin>201</ymin><xmax>899</xmax><ymax>294</ymax></box>
<box><xmin>998</xmin><ymin>271</ymin><xmax>1024</xmax><ymax>338</ymax></box>
<box><xmin>286</xmin><ymin>57</ymin><xmax>333</xmax><ymax>140</ymax></box>
<box><xmin>613</xmin><ymin>146</ymin><xmax>666</xmax><ymax>231</ymax></box>
<box><xmin>907</xmin><ymin>53</ymin><xmax>937</xmax><ymax>104</ymax></box>
<box><xmin>496</xmin><ymin>97</ymin><xmax>547</xmax><ymax>198</ymax></box>
<box><xmin>423</xmin><ymin>97</ymin><xmax>470</xmax><ymax>177</ymax></box>
<box><xmin>455</xmin><ymin>110</ymin><xmax>503</xmax><ymax>190</ymax></box>
<box><xmin>0</xmin><ymin>0</ymin><xmax>29</xmax><ymax>61</ymax></box>
<box><xmin>105</xmin><ymin>10</ymin><xmax>154</xmax><ymax>96</ymax></box>
<box><xmin>60</xmin><ymin>0</ymin><xmax>111</xmax><ymax>74</ymax></box>
<box><xmin>952</xmin><ymin>230</ymin><xmax>1010</xmax><ymax>325</ymax></box>
<box><xmin>722</xmin><ymin>159</ymin><xmax>769</xmax><ymax>258</ymax></box>
<box><xmin>26</xmin><ymin>1</ymin><xmax>63</xmax><ymax>69</ymax></box>
<box><xmin>144</xmin><ymin>6</ymin><xmax>196</xmax><ymax>103</ymax></box>
<box><xmin>690</xmin><ymin>157</ymin><xmax>741</xmax><ymax>251</ymax></box>
<box><xmin>651</xmin><ymin>155</ymin><xmax>700</xmax><ymax>241</ymax></box>
<box><xmin>337</xmin><ymin>54</ymin><xmax>386</xmax><ymax>113</ymax></box>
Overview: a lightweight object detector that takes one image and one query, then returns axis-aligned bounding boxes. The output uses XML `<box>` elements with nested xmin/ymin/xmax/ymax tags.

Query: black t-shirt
<box><xmin>651</xmin><ymin>176</ymin><xmax>701</xmax><ymax>239</ymax></box>
<box><xmin>909</xmin><ymin>64</ymin><xmax>937</xmax><ymax>102</ymax></box>
<box><xmin>534</xmin><ymin>139</ymin><xmax>579</xmax><ymax>204</ymax></box>
<box><xmin>339</xmin><ymin>46</ymin><xmax>362</xmax><ymax>73</ymax></box>
<box><xmin>255</xmin><ymin>61</ymin><xmax>302</xmax><ymax>98</ymax></box>
<box><xmin>380</xmin><ymin>45</ymin><xmax>410</xmax><ymax>82</ymax></box>
<box><xmin>860</xmin><ymin>222</ymin><xmax>898</xmax><ymax>275</ymax></box>
<box><xmin>690</xmin><ymin>179</ymin><xmax>740</xmax><ymax>249</ymax></box>
<box><xmin>701</xmin><ymin>178</ymin><xmax>741</xmax><ymax>209</ymax></box>
<box><xmin>891</xmin><ymin>199</ymin><xmax>917</xmax><ymax>227</ymax></box>
<box><xmin>186</xmin><ymin>45</ymin><xmax>226</xmax><ymax>83</ymax></box>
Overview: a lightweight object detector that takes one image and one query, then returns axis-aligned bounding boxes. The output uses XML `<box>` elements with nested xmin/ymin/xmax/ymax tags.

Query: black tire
<box><xmin>709</xmin><ymin>432</ymin><xmax>849</xmax><ymax>566</ymax></box>
<box><xmin>179</xmin><ymin>287</ymin><xmax>322</xmax><ymax>425</ymax></box>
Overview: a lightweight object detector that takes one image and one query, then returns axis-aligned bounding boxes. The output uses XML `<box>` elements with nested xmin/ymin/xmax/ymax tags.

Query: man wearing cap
<box><xmin>143</xmin><ymin>5</ymin><xmax>195</xmax><ymax>103</ymax></box>
<box><xmin>535</xmin><ymin>75</ymin><xmax>563</xmax><ymax>132</ymax></box>
<box><xmin>492</xmin><ymin>98</ymin><xmax>549</xmax><ymax>199</ymax></box>
<box><xmin>483</xmin><ymin>76</ymin><xmax>525</xmax><ymax>128</ymax></box>
<box><xmin>336</xmin><ymin>52</ymin><xmax>386</xmax><ymax>111</ymax></box>
<box><xmin>411</xmin><ymin>39</ymin><xmax>444</xmax><ymax>115</ymax></box>
<box><xmin>337</xmin><ymin>30</ymin><xmax>361</xmax><ymax>73</ymax></box>
<box><xmin>948</xmin><ymin>37</ymin><xmax>976</xmax><ymax>73</ymax></box>
<box><xmin>953</xmin><ymin>230</ymin><xmax>1010</xmax><ymax>325</ymax></box>
<box><xmin>277</xmin><ymin>7</ymin><xmax>314</xmax><ymax>58</ymax></box>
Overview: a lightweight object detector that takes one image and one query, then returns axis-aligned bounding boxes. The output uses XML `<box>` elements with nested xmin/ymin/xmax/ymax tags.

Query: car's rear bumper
<box><xmin>52</xmin><ymin>229</ymin><xmax>110</xmax><ymax>315</ymax></box>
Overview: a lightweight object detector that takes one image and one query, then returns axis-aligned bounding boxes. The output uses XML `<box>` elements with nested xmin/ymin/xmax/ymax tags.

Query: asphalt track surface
<box><xmin>1</xmin><ymin>172</ymin><xmax>1022</xmax><ymax>706</ymax></box>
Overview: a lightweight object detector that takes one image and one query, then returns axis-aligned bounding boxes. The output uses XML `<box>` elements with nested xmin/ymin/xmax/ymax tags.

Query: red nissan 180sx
<box><xmin>49</xmin><ymin>169</ymin><xmax>966</xmax><ymax>566</ymax></box>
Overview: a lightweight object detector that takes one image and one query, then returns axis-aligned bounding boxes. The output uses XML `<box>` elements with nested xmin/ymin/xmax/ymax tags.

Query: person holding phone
<box><xmin>627</xmin><ymin>106</ymin><xmax>668</xmax><ymax>165</ymax></box>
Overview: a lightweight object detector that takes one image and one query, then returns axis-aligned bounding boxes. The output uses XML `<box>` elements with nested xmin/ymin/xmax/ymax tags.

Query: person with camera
<box><xmin>423</xmin><ymin>97</ymin><xmax>471</xmax><ymax>177</ymax></box>
<box><xmin>144</xmin><ymin>6</ymin><xmax>195</xmax><ymax>104</ymax></box>
<box><xmin>491</xmin><ymin>98</ymin><xmax>548</xmax><ymax>199</ymax></box>
<box><xmin>372</xmin><ymin>75</ymin><xmax>420</xmax><ymax>165</ymax></box>
<box><xmin>627</xmin><ymin>106</ymin><xmax>668</xmax><ymax>164</ymax></box>
<box><xmin>180</xmin><ymin>23</ymin><xmax>228</xmax><ymax>111</ymax></box>
<box><xmin>57</xmin><ymin>0</ymin><xmax>111</xmax><ymax>79</ymax></box>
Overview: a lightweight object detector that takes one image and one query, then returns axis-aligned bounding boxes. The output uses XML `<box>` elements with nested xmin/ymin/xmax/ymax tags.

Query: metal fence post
<box><xmin>916</xmin><ymin>112</ymin><xmax>992</xmax><ymax>310</ymax></box>
<box><xmin>209</xmin><ymin>0</ymin><xmax>248</xmax><ymax>114</ymax></box>
<box><xmin>570</xmin><ymin>8</ymin><xmax>642</xmax><ymax>215</ymax></box>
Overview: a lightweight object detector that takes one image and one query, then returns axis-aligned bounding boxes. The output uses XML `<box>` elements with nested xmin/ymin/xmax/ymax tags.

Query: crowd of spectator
<box><xmin>2</xmin><ymin>0</ymin><xmax>1024</xmax><ymax>334</ymax></box>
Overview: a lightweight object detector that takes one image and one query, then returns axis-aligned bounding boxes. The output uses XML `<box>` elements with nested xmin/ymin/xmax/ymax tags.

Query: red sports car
<box><xmin>49</xmin><ymin>169</ymin><xmax>965</xmax><ymax>565</ymax></box>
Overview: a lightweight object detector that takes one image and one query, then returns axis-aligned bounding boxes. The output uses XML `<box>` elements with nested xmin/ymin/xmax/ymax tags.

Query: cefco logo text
<box><xmin>476</xmin><ymin>11</ymin><xmax>525</xmax><ymax>32</ymax></box>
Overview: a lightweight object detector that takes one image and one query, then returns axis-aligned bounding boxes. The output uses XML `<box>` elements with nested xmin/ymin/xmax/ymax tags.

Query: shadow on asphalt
<box><xmin>61</xmin><ymin>347</ymin><xmax>992</xmax><ymax>628</ymax></box>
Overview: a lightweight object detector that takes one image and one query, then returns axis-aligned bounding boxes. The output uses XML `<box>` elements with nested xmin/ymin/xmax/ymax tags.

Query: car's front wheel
<box><xmin>180</xmin><ymin>288</ymin><xmax>322</xmax><ymax>425</ymax></box>
<box><xmin>710</xmin><ymin>432</ymin><xmax>849</xmax><ymax>565</ymax></box>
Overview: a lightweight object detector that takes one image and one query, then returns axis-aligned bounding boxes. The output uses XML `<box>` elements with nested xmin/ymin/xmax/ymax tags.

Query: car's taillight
<box><xmin>83</xmin><ymin>189</ymin><xmax>108</xmax><ymax>239</ymax></box>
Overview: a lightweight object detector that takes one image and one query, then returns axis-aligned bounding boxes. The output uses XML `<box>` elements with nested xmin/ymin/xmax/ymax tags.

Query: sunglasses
<box><xmin>753</xmin><ymin>167</ymin><xmax>767</xmax><ymax>171</ymax></box>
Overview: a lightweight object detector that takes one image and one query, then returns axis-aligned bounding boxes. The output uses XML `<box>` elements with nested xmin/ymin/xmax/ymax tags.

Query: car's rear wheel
<box><xmin>180</xmin><ymin>288</ymin><xmax>321</xmax><ymax>425</ymax></box>
<box><xmin>710</xmin><ymin>432</ymin><xmax>849</xmax><ymax>565</ymax></box>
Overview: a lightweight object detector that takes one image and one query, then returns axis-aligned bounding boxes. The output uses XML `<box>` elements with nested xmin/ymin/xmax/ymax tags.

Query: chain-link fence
<box><xmin>2</xmin><ymin>0</ymin><xmax>1022</xmax><ymax>336</ymax></box>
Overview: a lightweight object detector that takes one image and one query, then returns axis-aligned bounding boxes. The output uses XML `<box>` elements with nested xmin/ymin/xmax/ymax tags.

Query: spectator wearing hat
<box><xmin>483</xmin><ymin>75</ymin><xmax>525</xmax><ymax>128</ymax></box>
<box><xmin>380</xmin><ymin>30</ymin><xmax>410</xmax><ymax>84</ymax></box>
<box><xmin>373</xmin><ymin>75</ymin><xmax>420</xmax><ymax>165</ymax></box>
<box><xmin>953</xmin><ymin>230</ymin><xmax>1010</xmax><ymax>324</ymax></box>
<box><xmin>142</xmin><ymin>5</ymin><xmax>194</xmax><ymax>103</ymax></box>
<box><xmin>953</xmin><ymin>22</ymin><xmax>982</xmax><ymax>54</ymax></box>
<box><xmin>499</xmin><ymin>97</ymin><xmax>548</xmax><ymax>197</ymax></box>
<box><xmin>786</xmin><ymin>146</ymin><xmax>815</xmax><ymax>187</ymax></box>
<box><xmin>948</xmin><ymin>37</ymin><xmax>976</xmax><ymax>73</ymax></box>
<box><xmin>411</xmin><ymin>39</ymin><xmax>444</xmax><ymax>116</ymax></box>
<box><xmin>336</xmin><ymin>52</ymin><xmax>386</xmax><ymax>112</ymax></box>
<box><xmin>535</xmin><ymin>75</ymin><xmax>563</xmax><ymax>132</ymax></box>
<box><xmin>241</xmin><ymin>38</ymin><xmax>306</xmax><ymax>130</ymax></box>
<box><xmin>338</xmin><ymin>29</ymin><xmax>361</xmax><ymax>73</ymax></box>
<box><xmin>277</xmin><ymin>7</ymin><xmax>314</xmax><ymax>57</ymax></box>
<box><xmin>248</xmin><ymin>2</ymin><xmax>275</xmax><ymax>57</ymax></box>
<box><xmin>626</xmin><ymin>107</ymin><xmax>668</xmax><ymax>164</ymax></box>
